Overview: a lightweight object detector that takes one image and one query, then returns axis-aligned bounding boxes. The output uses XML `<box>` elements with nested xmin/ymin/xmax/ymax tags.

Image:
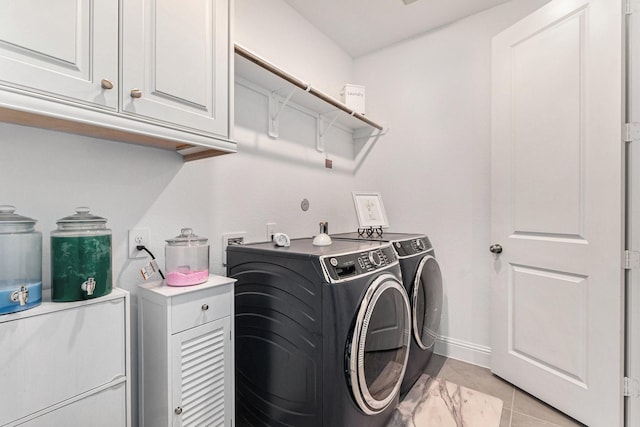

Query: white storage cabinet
<box><xmin>0</xmin><ymin>0</ymin><xmax>234</xmax><ymax>160</ymax></box>
<box><xmin>0</xmin><ymin>288</ymin><xmax>131</xmax><ymax>427</ymax></box>
<box><xmin>121</xmin><ymin>0</ymin><xmax>230</xmax><ymax>137</ymax></box>
<box><xmin>138</xmin><ymin>275</ymin><xmax>235</xmax><ymax>427</ymax></box>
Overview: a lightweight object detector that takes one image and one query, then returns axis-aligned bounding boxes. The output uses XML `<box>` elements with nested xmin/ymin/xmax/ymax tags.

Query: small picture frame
<box><xmin>352</xmin><ymin>191</ymin><xmax>389</xmax><ymax>229</ymax></box>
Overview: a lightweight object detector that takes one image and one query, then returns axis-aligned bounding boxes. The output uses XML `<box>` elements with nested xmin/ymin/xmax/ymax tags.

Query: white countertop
<box><xmin>138</xmin><ymin>274</ymin><xmax>236</xmax><ymax>297</ymax></box>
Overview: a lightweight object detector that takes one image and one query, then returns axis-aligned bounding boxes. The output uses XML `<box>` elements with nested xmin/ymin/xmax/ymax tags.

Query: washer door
<box><xmin>348</xmin><ymin>274</ymin><xmax>411</xmax><ymax>415</ymax></box>
<box><xmin>412</xmin><ymin>255</ymin><xmax>443</xmax><ymax>350</ymax></box>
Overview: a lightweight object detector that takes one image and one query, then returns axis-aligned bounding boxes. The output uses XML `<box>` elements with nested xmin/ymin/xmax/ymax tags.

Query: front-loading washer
<box><xmin>227</xmin><ymin>238</ymin><xmax>411</xmax><ymax>427</ymax></box>
<box><xmin>332</xmin><ymin>232</ymin><xmax>443</xmax><ymax>396</ymax></box>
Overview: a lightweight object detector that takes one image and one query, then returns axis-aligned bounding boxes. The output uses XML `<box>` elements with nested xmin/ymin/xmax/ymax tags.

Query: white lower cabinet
<box><xmin>0</xmin><ymin>289</ymin><xmax>131</xmax><ymax>427</ymax></box>
<box><xmin>16</xmin><ymin>382</ymin><xmax>127</xmax><ymax>427</ymax></box>
<box><xmin>138</xmin><ymin>276</ymin><xmax>235</xmax><ymax>427</ymax></box>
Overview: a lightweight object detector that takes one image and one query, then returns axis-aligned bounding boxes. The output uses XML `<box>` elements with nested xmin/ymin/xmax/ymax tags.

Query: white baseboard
<box><xmin>434</xmin><ymin>335</ymin><xmax>492</xmax><ymax>368</ymax></box>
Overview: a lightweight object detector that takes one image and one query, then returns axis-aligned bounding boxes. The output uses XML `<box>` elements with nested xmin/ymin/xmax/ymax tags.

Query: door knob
<box><xmin>489</xmin><ymin>244</ymin><xmax>503</xmax><ymax>254</ymax></box>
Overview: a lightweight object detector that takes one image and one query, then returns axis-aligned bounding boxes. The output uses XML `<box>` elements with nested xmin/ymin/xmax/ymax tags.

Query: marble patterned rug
<box><xmin>387</xmin><ymin>375</ymin><xmax>503</xmax><ymax>427</ymax></box>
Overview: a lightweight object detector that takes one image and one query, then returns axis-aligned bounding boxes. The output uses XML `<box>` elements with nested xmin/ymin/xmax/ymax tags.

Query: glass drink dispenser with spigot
<box><xmin>51</xmin><ymin>207</ymin><xmax>112</xmax><ymax>301</ymax></box>
<box><xmin>0</xmin><ymin>205</ymin><xmax>42</xmax><ymax>314</ymax></box>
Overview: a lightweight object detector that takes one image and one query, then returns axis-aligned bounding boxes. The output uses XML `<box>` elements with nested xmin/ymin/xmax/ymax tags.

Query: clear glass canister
<box><xmin>165</xmin><ymin>228</ymin><xmax>209</xmax><ymax>287</ymax></box>
<box><xmin>51</xmin><ymin>207</ymin><xmax>112</xmax><ymax>302</ymax></box>
<box><xmin>0</xmin><ymin>205</ymin><xmax>42</xmax><ymax>314</ymax></box>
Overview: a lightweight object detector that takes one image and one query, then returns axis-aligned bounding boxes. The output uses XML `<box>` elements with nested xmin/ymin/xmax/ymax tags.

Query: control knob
<box><xmin>415</xmin><ymin>239</ymin><xmax>425</xmax><ymax>251</ymax></box>
<box><xmin>368</xmin><ymin>251</ymin><xmax>383</xmax><ymax>267</ymax></box>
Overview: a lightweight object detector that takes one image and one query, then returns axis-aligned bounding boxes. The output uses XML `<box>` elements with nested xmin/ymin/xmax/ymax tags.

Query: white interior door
<box><xmin>490</xmin><ymin>0</ymin><xmax>625</xmax><ymax>426</ymax></box>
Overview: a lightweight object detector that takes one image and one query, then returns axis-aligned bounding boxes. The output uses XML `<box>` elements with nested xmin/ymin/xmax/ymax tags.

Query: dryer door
<box><xmin>412</xmin><ymin>255</ymin><xmax>443</xmax><ymax>350</ymax></box>
<box><xmin>348</xmin><ymin>274</ymin><xmax>410</xmax><ymax>415</ymax></box>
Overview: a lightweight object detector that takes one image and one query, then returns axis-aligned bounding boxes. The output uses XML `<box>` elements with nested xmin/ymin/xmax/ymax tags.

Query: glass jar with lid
<box><xmin>0</xmin><ymin>205</ymin><xmax>42</xmax><ymax>314</ymax></box>
<box><xmin>165</xmin><ymin>227</ymin><xmax>209</xmax><ymax>286</ymax></box>
<box><xmin>51</xmin><ymin>207</ymin><xmax>112</xmax><ymax>301</ymax></box>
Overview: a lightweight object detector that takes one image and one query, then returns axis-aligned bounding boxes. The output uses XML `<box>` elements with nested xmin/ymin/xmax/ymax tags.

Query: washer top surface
<box><xmin>231</xmin><ymin>237</ymin><xmax>389</xmax><ymax>258</ymax></box>
<box><xmin>228</xmin><ymin>237</ymin><xmax>399</xmax><ymax>283</ymax></box>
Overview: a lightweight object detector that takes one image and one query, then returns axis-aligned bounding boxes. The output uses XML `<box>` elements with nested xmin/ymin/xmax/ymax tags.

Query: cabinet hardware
<box><xmin>100</xmin><ymin>79</ymin><xmax>114</xmax><ymax>90</ymax></box>
<box><xmin>202</xmin><ymin>303</ymin><xmax>209</xmax><ymax>311</ymax></box>
<box><xmin>130</xmin><ymin>88</ymin><xmax>142</xmax><ymax>98</ymax></box>
<box><xmin>174</xmin><ymin>406</ymin><xmax>183</xmax><ymax>415</ymax></box>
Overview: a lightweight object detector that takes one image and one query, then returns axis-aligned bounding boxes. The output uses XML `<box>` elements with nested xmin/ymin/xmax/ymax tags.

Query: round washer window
<box><xmin>348</xmin><ymin>274</ymin><xmax>410</xmax><ymax>415</ymax></box>
<box><xmin>412</xmin><ymin>255</ymin><xmax>443</xmax><ymax>350</ymax></box>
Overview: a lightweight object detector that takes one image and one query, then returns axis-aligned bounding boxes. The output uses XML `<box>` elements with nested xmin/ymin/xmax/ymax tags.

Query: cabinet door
<box><xmin>171</xmin><ymin>317</ymin><xmax>232</xmax><ymax>427</ymax></box>
<box><xmin>121</xmin><ymin>0</ymin><xmax>230</xmax><ymax>138</ymax></box>
<box><xmin>0</xmin><ymin>0</ymin><xmax>118</xmax><ymax>109</ymax></box>
<box><xmin>0</xmin><ymin>297</ymin><xmax>126</xmax><ymax>426</ymax></box>
<box><xmin>14</xmin><ymin>382</ymin><xmax>127</xmax><ymax>427</ymax></box>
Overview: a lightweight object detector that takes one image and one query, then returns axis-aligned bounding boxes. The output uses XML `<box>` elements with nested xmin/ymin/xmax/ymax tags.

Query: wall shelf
<box><xmin>234</xmin><ymin>44</ymin><xmax>385</xmax><ymax>146</ymax></box>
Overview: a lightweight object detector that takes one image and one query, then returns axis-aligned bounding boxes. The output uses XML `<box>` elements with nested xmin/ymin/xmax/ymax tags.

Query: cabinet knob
<box><xmin>175</xmin><ymin>406</ymin><xmax>183</xmax><ymax>415</ymax></box>
<box><xmin>202</xmin><ymin>304</ymin><xmax>209</xmax><ymax>311</ymax></box>
<box><xmin>130</xmin><ymin>88</ymin><xmax>142</xmax><ymax>98</ymax></box>
<box><xmin>100</xmin><ymin>79</ymin><xmax>114</xmax><ymax>90</ymax></box>
<box><xmin>489</xmin><ymin>244</ymin><xmax>503</xmax><ymax>254</ymax></box>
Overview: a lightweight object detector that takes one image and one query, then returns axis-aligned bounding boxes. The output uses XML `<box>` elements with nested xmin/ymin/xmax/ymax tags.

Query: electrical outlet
<box><xmin>129</xmin><ymin>228</ymin><xmax>150</xmax><ymax>259</ymax></box>
<box><xmin>222</xmin><ymin>232</ymin><xmax>246</xmax><ymax>266</ymax></box>
<box><xmin>266</xmin><ymin>223</ymin><xmax>276</xmax><ymax>242</ymax></box>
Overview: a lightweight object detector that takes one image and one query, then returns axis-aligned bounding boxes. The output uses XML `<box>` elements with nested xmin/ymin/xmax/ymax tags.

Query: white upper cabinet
<box><xmin>0</xmin><ymin>0</ymin><xmax>235</xmax><ymax>161</ymax></box>
<box><xmin>122</xmin><ymin>0</ymin><xmax>229</xmax><ymax>137</ymax></box>
<box><xmin>0</xmin><ymin>0</ymin><xmax>118</xmax><ymax>110</ymax></box>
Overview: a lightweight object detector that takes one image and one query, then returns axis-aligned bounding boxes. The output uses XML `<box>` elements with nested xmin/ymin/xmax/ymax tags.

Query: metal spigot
<box><xmin>81</xmin><ymin>278</ymin><xmax>96</xmax><ymax>296</ymax></box>
<box><xmin>10</xmin><ymin>286</ymin><xmax>29</xmax><ymax>306</ymax></box>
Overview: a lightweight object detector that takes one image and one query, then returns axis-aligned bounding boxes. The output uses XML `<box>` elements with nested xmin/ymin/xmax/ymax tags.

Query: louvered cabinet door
<box><xmin>171</xmin><ymin>317</ymin><xmax>232</xmax><ymax>427</ymax></box>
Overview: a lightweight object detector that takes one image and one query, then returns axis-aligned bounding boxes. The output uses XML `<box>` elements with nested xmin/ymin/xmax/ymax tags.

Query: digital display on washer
<box><xmin>334</xmin><ymin>260</ymin><xmax>357</xmax><ymax>277</ymax></box>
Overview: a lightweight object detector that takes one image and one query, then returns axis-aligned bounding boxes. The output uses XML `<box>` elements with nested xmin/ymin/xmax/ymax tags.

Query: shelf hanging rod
<box><xmin>235</xmin><ymin>43</ymin><xmax>383</xmax><ymax>131</ymax></box>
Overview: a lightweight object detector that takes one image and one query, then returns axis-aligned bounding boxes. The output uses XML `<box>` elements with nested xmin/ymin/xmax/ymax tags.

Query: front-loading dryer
<box><xmin>333</xmin><ymin>232</ymin><xmax>443</xmax><ymax>396</ymax></box>
<box><xmin>227</xmin><ymin>238</ymin><xmax>411</xmax><ymax>427</ymax></box>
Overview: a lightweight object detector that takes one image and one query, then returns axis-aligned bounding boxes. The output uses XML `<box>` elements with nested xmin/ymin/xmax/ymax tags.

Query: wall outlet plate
<box><xmin>266</xmin><ymin>223</ymin><xmax>276</xmax><ymax>241</ymax></box>
<box><xmin>129</xmin><ymin>228</ymin><xmax>150</xmax><ymax>259</ymax></box>
<box><xmin>222</xmin><ymin>232</ymin><xmax>246</xmax><ymax>266</ymax></box>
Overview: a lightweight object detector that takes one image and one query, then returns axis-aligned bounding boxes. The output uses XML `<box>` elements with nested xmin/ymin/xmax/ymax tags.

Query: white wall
<box><xmin>352</xmin><ymin>0</ymin><xmax>549</xmax><ymax>366</ymax></box>
<box><xmin>235</xmin><ymin>0</ymin><xmax>353</xmax><ymax>98</ymax></box>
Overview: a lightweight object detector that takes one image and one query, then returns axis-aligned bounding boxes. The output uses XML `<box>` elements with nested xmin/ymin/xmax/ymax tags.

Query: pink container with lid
<box><xmin>165</xmin><ymin>228</ymin><xmax>209</xmax><ymax>287</ymax></box>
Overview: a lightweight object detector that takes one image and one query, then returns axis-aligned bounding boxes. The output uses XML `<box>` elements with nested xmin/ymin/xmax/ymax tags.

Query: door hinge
<box><xmin>627</xmin><ymin>0</ymin><xmax>640</xmax><ymax>14</ymax></box>
<box><xmin>625</xmin><ymin>377</ymin><xmax>640</xmax><ymax>397</ymax></box>
<box><xmin>625</xmin><ymin>123</ymin><xmax>640</xmax><ymax>142</ymax></box>
<box><xmin>625</xmin><ymin>250</ymin><xmax>640</xmax><ymax>269</ymax></box>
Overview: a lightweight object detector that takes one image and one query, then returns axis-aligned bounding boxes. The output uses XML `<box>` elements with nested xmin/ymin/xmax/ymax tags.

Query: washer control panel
<box><xmin>393</xmin><ymin>236</ymin><xmax>433</xmax><ymax>258</ymax></box>
<box><xmin>322</xmin><ymin>245</ymin><xmax>397</xmax><ymax>282</ymax></box>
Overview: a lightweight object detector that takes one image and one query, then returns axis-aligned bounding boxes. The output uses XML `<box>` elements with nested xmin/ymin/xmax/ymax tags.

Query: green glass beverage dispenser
<box><xmin>51</xmin><ymin>207</ymin><xmax>112</xmax><ymax>302</ymax></box>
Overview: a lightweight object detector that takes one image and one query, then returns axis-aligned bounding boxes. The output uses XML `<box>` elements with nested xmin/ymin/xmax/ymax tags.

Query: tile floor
<box><xmin>424</xmin><ymin>355</ymin><xmax>587</xmax><ymax>427</ymax></box>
